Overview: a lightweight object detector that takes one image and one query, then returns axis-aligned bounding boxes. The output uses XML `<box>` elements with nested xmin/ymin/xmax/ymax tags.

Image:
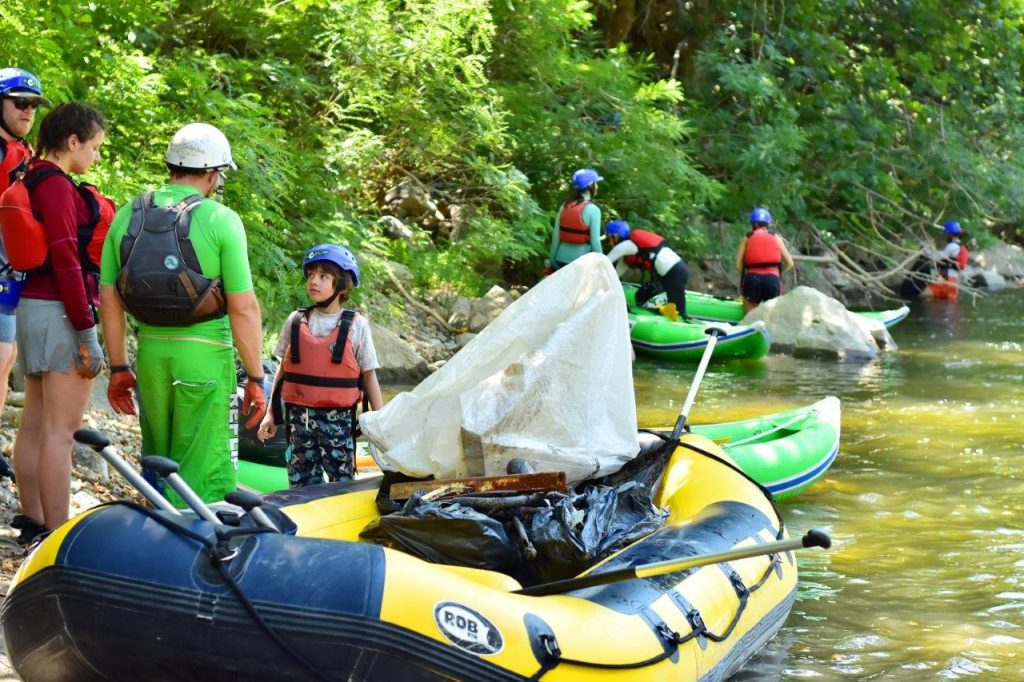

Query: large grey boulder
<box><xmin>377</xmin><ymin>215</ymin><xmax>415</xmax><ymax>242</ymax></box>
<box><xmin>447</xmin><ymin>296</ymin><xmax>472</xmax><ymax>329</ymax></box>
<box><xmin>743</xmin><ymin>286</ymin><xmax>894</xmax><ymax>360</ymax></box>
<box><xmin>369</xmin><ymin>320</ymin><xmax>431</xmax><ymax>384</ymax></box>
<box><xmin>467</xmin><ymin>285</ymin><xmax>514</xmax><ymax>333</ymax></box>
<box><xmin>965</xmin><ymin>267</ymin><xmax>1007</xmax><ymax>291</ymax></box>
<box><xmin>972</xmin><ymin>241</ymin><xmax>1024</xmax><ymax>280</ymax></box>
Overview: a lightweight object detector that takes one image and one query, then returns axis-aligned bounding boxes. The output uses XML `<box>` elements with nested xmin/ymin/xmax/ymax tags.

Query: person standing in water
<box><xmin>735</xmin><ymin>207</ymin><xmax>795</xmax><ymax>314</ymax></box>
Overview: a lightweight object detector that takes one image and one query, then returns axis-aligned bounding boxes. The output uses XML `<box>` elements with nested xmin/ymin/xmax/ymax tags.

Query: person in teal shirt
<box><xmin>549</xmin><ymin>167</ymin><xmax>603</xmax><ymax>270</ymax></box>
<box><xmin>99</xmin><ymin>123</ymin><xmax>266</xmax><ymax>505</ymax></box>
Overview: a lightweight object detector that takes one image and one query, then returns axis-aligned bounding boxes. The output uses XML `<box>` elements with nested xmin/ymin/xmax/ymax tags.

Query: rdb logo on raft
<box><xmin>433</xmin><ymin>601</ymin><xmax>504</xmax><ymax>656</ymax></box>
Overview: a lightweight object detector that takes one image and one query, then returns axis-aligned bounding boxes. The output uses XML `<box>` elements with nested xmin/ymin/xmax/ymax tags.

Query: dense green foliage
<box><xmin>599</xmin><ymin>0</ymin><xmax>1024</xmax><ymax>258</ymax></box>
<box><xmin>4</xmin><ymin>0</ymin><xmax>1024</xmax><ymax>321</ymax></box>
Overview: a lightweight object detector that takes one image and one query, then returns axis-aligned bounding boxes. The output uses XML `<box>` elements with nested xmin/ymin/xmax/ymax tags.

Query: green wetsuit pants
<box><xmin>136</xmin><ymin>337</ymin><xmax>237</xmax><ymax>506</ymax></box>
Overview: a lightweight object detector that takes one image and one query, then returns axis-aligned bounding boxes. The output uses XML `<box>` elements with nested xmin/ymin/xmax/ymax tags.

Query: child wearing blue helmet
<box><xmin>258</xmin><ymin>244</ymin><xmax>383</xmax><ymax>486</ymax></box>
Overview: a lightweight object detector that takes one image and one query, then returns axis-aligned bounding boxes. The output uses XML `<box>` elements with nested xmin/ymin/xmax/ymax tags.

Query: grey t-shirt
<box><xmin>273</xmin><ymin>308</ymin><xmax>379</xmax><ymax>371</ymax></box>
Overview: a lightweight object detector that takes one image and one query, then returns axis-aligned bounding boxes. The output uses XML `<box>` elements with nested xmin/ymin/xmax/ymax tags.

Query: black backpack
<box><xmin>115</xmin><ymin>192</ymin><xmax>227</xmax><ymax>326</ymax></box>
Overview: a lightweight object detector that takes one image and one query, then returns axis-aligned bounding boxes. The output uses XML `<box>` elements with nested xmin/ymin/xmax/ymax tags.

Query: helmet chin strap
<box><xmin>312</xmin><ymin>279</ymin><xmax>345</xmax><ymax>310</ymax></box>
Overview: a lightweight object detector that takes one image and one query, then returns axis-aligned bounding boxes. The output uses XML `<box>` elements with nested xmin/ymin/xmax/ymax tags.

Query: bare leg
<box><xmin>37</xmin><ymin>370</ymin><xmax>94</xmax><ymax>528</ymax></box>
<box><xmin>0</xmin><ymin>341</ymin><xmax>14</xmax><ymax>410</ymax></box>
<box><xmin>742</xmin><ymin>298</ymin><xmax>757</xmax><ymax>315</ymax></box>
<box><xmin>12</xmin><ymin>375</ymin><xmax>45</xmax><ymax>525</ymax></box>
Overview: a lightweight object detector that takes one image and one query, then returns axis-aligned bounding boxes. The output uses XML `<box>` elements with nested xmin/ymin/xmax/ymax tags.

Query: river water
<box><xmin>632</xmin><ymin>288</ymin><xmax>1024</xmax><ymax>679</ymax></box>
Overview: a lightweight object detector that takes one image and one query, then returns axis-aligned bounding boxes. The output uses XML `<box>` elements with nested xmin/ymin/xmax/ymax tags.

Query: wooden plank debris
<box><xmin>389</xmin><ymin>471</ymin><xmax>567</xmax><ymax>502</ymax></box>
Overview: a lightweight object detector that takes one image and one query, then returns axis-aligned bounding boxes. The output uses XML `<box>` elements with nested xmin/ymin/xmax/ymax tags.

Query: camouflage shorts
<box><xmin>284</xmin><ymin>405</ymin><xmax>357</xmax><ymax>487</ymax></box>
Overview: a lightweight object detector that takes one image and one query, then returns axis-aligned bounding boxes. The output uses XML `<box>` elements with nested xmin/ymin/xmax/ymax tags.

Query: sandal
<box><xmin>14</xmin><ymin>517</ymin><xmax>48</xmax><ymax>546</ymax></box>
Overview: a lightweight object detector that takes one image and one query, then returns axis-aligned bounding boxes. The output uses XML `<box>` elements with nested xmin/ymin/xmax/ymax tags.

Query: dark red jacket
<box><xmin>21</xmin><ymin>160</ymin><xmax>98</xmax><ymax>331</ymax></box>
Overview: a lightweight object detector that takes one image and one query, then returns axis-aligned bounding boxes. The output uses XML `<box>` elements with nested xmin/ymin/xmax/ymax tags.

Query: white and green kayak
<box><xmin>625</xmin><ymin>286</ymin><xmax>771</xmax><ymax>362</ymax></box>
<box><xmin>686</xmin><ymin>396</ymin><xmax>841</xmax><ymax>501</ymax></box>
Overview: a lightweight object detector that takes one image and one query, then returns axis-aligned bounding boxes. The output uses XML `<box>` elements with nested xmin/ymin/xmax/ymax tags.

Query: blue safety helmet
<box><xmin>943</xmin><ymin>221</ymin><xmax>961</xmax><ymax>235</ymax></box>
<box><xmin>571</xmin><ymin>168</ymin><xmax>603</xmax><ymax>191</ymax></box>
<box><xmin>605</xmin><ymin>220</ymin><xmax>631</xmax><ymax>240</ymax></box>
<box><xmin>0</xmin><ymin>68</ymin><xmax>51</xmax><ymax>106</ymax></box>
<box><xmin>750</xmin><ymin>207</ymin><xmax>772</xmax><ymax>225</ymax></box>
<box><xmin>303</xmin><ymin>244</ymin><xmax>360</xmax><ymax>288</ymax></box>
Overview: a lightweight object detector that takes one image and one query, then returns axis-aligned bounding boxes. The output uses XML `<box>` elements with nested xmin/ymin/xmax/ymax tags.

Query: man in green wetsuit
<box><xmin>99</xmin><ymin>123</ymin><xmax>266</xmax><ymax>505</ymax></box>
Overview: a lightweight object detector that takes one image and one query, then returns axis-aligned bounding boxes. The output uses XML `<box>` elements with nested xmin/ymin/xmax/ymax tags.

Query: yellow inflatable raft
<box><xmin>2</xmin><ymin>432</ymin><xmax>808</xmax><ymax>681</ymax></box>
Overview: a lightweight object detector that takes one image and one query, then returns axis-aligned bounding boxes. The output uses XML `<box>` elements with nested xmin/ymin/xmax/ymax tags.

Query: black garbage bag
<box><xmin>527</xmin><ymin>481</ymin><xmax>668</xmax><ymax>583</ymax></box>
<box><xmin>360</xmin><ymin>496</ymin><xmax>521</xmax><ymax>576</ymax></box>
<box><xmin>584</xmin><ymin>432</ymin><xmax>676</xmax><ymax>492</ymax></box>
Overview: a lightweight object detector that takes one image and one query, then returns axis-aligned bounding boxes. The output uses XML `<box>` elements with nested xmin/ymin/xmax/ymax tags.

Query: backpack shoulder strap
<box><xmin>331</xmin><ymin>309</ymin><xmax>357</xmax><ymax>364</ymax></box>
<box><xmin>173</xmin><ymin>194</ymin><xmax>207</xmax><ymax>274</ymax></box>
<box><xmin>74</xmin><ymin>182</ymin><xmax>101</xmax><ymax>228</ymax></box>
<box><xmin>125</xmin><ymin>192</ymin><xmax>155</xmax><ymax>238</ymax></box>
<box><xmin>23</xmin><ymin>165</ymin><xmax>69</xmax><ymax>192</ymax></box>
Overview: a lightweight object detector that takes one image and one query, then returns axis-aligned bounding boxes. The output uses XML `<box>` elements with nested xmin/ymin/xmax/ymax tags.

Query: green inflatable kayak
<box><xmin>687</xmin><ymin>396</ymin><xmax>841</xmax><ymax>501</ymax></box>
<box><xmin>241</xmin><ymin>398</ymin><xmax>840</xmax><ymax>501</ymax></box>
<box><xmin>625</xmin><ymin>286</ymin><xmax>770</xmax><ymax>362</ymax></box>
<box><xmin>681</xmin><ymin>287</ymin><xmax>910</xmax><ymax>328</ymax></box>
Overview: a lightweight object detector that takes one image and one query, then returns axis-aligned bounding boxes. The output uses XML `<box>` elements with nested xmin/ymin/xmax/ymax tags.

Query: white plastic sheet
<box><xmin>359</xmin><ymin>253</ymin><xmax>639</xmax><ymax>483</ymax></box>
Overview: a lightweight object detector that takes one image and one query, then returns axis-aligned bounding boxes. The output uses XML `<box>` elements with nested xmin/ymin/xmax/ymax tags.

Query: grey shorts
<box><xmin>15</xmin><ymin>299</ymin><xmax>76</xmax><ymax>377</ymax></box>
<box><xmin>0</xmin><ymin>313</ymin><xmax>14</xmax><ymax>344</ymax></box>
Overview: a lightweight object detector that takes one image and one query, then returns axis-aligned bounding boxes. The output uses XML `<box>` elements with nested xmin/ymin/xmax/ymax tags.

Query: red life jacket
<box><xmin>558</xmin><ymin>200</ymin><xmax>593</xmax><ymax>244</ymax></box>
<box><xmin>280</xmin><ymin>309</ymin><xmax>364</xmax><ymax>410</ymax></box>
<box><xmin>623</xmin><ymin>229</ymin><xmax>665</xmax><ymax>271</ymax></box>
<box><xmin>743</xmin><ymin>227</ymin><xmax>782</xmax><ymax>276</ymax></box>
<box><xmin>0</xmin><ymin>137</ymin><xmax>31</xmax><ymax>195</ymax></box>
<box><xmin>0</xmin><ymin>164</ymin><xmax>115</xmax><ymax>273</ymax></box>
<box><xmin>956</xmin><ymin>243</ymin><xmax>969</xmax><ymax>271</ymax></box>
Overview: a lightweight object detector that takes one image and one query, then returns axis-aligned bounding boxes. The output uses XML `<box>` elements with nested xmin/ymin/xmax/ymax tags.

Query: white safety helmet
<box><xmin>165</xmin><ymin>123</ymin><xmax>237</xmax><ymax>171</ymax></box>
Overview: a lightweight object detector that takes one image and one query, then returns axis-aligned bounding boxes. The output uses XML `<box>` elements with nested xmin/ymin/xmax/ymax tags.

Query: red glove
<box><xmin>242</xmin><ymin>377</ymin><xmax>267</xmax><ymax>430</ymax></box>
<box><xmin>107</xmin><ymin>367</ymin><xmax>138</xmax><ymax>415</ymax></box>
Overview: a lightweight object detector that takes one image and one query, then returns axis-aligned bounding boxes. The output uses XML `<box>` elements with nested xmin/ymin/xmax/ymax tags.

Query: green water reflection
<box><xmin>634</xmin><ymin>289</ymin><xmax>1024</xmax><ymax>679</ymax></box>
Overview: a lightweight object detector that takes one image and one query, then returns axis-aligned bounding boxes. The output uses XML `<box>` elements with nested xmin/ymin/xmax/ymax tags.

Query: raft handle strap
<box><xmin>529</xmin><ymin>621</ymin><xmax>703</xmax><ymax>677</ymax></box>
<box><xmin>526</xmin><ymin>635</ymin><xmax>561</xmax><ymax>681</ymax></box>
<box><xmin>528</xmin><ymin>548</ymin><xmax>780</xmax><ymax>676</ymax></box>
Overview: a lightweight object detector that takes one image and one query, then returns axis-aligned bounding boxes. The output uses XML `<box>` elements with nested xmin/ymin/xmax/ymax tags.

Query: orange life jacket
<box><xmin>558</xmin><ymin>200</ymin><xmax>593</xmax><ymax>244</ymax></box>
<box><xmin>743</xmin><ymin>227</ymin><xmax>782</xmax><ymax>276</ymax></box>
<box><xmin>956</xmin><ymin>243</ymin><xmax>969</xmax><ymax>271</ymax></box>
<box><xmin>0</xmin><ymin>137</ymin><xmax>31</xmax><ymax>195</ymax></box>
<box><xmin>0</xmin><ymin>164</ymin><xmax>115</xmax><ymax>273</ymax></box>
<box><xmin>279</xmin><ymin>309</ymin><xmax>364</xmax><ymax>411</ymax></box>
<box><xmin>623</xmin><ymin>229</ymin><xmax>665</xmax><ymax>271</ymax></box>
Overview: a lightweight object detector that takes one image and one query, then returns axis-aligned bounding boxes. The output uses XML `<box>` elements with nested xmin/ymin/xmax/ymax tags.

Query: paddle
<box><xmin>73</xmin><ymin>429</ymin><xmax>180</xmax><ymax>514</ymax></box>
<box><xmin>142</xmin><ymin>455</ymin><xmax>222</xmax><ymax>524</ymax></box>
<box><xmin>671</xmin><ymin>326</ymin><xmax>727</xmax><ymax>439</ymax></box>
<box><xmin>516</xmin><ymin>529</ymin><xmax>831</xmax><ymax>596</ymax></box>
